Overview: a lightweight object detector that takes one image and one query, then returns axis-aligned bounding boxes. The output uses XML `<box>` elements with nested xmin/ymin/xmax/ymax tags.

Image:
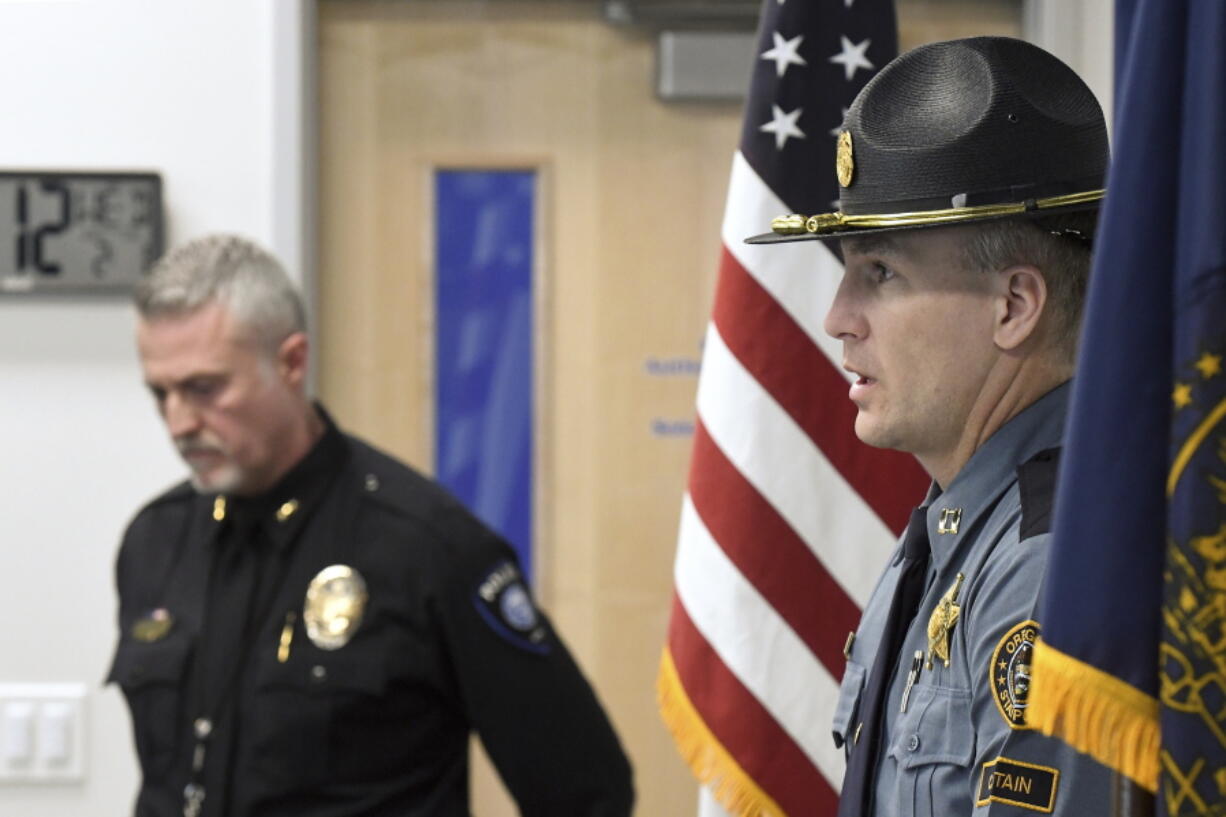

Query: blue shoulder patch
<box><xmin>472</xmin><ymin>560</ymin><xmax>551</xmax><ymax>655</ymax></box>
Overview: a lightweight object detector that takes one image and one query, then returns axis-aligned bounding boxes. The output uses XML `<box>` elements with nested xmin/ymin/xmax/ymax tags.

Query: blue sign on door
<box><xmin>434</xmin><ymin>170</ymin><xmax>535</xmax><ymax>581</ymax></box>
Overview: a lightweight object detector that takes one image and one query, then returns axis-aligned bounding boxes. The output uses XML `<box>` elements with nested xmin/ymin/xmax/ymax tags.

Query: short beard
<box><xmin>187</xmin><ymin>462</ymin><xmax>245</xmax><ymax>495</ymax></box>
<box><xmin>177</xmin><ymin>437</ymin><xmax>244</xmax><ymax>494</ymax></box>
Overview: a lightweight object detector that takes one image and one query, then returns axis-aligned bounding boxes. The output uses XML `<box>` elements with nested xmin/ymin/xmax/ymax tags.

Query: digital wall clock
<box><xmin>0</xmin><ymin>171</ymin><xmax>163</xmax><ymax>294</ymax></box>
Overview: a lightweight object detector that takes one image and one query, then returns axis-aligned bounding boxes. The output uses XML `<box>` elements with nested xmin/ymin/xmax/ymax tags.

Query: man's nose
<box><xmin>823</xmin><ymin>277</ymin><xmax>864</xmax><ymax>341</ymax></box>
<box><xmin>163</xmin><ymin>392</ymin><xmax>202</xmax><ymax>439</ymax></box>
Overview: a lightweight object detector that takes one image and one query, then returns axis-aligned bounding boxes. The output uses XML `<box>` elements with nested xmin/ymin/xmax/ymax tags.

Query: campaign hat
<box><xmin>746</xmin><ymin>36</ymin><xmax>1108</xmax><ymax>244</ymax></box>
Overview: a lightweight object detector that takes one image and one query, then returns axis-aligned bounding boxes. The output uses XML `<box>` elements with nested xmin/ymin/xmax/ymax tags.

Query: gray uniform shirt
<box><xmin>833</xmin><ymin>383</ymin><xmax>1114</xmax><ymax>816</ymax></box>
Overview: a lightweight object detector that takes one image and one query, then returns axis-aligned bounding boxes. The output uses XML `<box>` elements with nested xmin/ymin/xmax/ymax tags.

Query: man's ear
<box><xmin>993</xmin><ymin>264</ymin><xmax>1047</xmax><ymax>351</ymax></box>
<box><xmin>276</xmin><ymin>331</ymin><xmax>310</xmax><ymax>388</ymax></box>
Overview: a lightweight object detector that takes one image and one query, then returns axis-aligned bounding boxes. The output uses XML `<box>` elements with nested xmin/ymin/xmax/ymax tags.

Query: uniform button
<box><xmin>364</xmin><ymin>474</ymin><xmax>380</xmax><ymax>492</ymax></box>
<box><xmin>907</xmin><ymin>734</ymin><xmax>921</xmax><ymax>752</ymax></box>
<box><xmin>310</xmin><ymin>665</ymin><xmax>328</xmax><ymax>683</ymax></box>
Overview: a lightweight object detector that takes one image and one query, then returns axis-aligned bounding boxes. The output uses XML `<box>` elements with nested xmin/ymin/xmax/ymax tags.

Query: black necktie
<box><xmin>837</xmin><ymin>507</ymin><xmax>931</xmax><ymax>817</ymax></box>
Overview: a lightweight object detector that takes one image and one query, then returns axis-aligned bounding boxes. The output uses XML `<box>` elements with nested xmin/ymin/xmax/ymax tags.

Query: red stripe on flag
<box><xmin>689</xmin><ymin>418</ymin><xmax>858</xmax><ymax>679</ymax></box>
<box><xmin>668</xmin><ymin>598</ymin><xmax>839</xmax><ymax>815</ymax></box>
<box><xmin>712</xmin><ymin>246</ymin><xmax>927</xmax><ymax>535</ymax></box>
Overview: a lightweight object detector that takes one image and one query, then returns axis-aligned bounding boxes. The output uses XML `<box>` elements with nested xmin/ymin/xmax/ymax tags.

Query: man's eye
<box><xmin>869</xmin><ymin>262</ymin><xmax>895</xmax><ymax>284</ymax></box>
<box><xmin>185</xmin><ymin>380</ymin><xmax>219</xmax><ymax>398</ymax></box>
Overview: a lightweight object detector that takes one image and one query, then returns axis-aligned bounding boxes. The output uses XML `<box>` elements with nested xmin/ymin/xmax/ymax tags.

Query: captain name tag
<box><xmin>976</xmin><ymin>757</ymin><xmax>1059</xmax><ymax>813</ymax></box>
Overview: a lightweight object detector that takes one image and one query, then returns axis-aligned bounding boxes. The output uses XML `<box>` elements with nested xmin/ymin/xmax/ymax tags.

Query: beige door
<box><xmin>316</xmin><ymin>4</ymin><xmax>1022</xmax><ymax>815</ymax></box>
<box><xmin>317</xmin><ymin>3</ymin><xmax>737</xmax><ymax>813</ymax></box>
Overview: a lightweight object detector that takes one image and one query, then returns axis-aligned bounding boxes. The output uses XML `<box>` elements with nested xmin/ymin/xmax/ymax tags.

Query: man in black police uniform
<box><xmin>108</xmin><ymin>235</ymin><xmax>633</xmax><ymax>817</ymax></box>
<box><xmin>748</xmin><ymin>38</ymin><xmax>1118</xmax><ymax>816</ymax></box>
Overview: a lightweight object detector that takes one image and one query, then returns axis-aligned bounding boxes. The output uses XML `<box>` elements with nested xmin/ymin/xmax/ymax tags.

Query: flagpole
<box><xmin>1112</xmin><ymin>774</ymin><xmax>1154</xmax><ymax>817</ymax></box>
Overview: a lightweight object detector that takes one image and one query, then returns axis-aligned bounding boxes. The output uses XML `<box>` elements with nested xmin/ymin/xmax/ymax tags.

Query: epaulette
<box><xmin>1017</xmin><ymin>447</ymin><xmax>1061</xmax><ymax>540</ymax></box>
<box><xmin>346</xmin><ymin>438</ymin><xmax>476</xmax><ymax>533</ymax></box>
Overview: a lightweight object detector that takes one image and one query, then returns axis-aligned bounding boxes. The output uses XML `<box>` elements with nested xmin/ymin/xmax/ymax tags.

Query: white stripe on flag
<box><xmin>697</xmin><ymin>322</ymin><xmax>896</xmax><ymax>608</ymax></box>
<box><xmin>675</xmin><ymin>494</ymin><xmax>846</xmax><ymax>785</ymax></box>
<box><xmin>698</xmin><ymin>786</ymin><xmax>733</xmax><ymax>817</ymax></box>
<box><xmin>721</xmin><ymin>151</ymin><xmax>852</xmax><ymax>383</ymax></box>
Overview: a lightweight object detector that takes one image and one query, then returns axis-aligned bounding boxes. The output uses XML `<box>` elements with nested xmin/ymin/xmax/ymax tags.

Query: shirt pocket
<box><xmin>832</xmin><ymin>660</ymin><xmax>867</xmax><ymax>751</ymax></box>
<box><xmin>106</xmin><ymin>634</ymin><xmax>193</xmax><ymax>780</ymax></box>
<box><xmin>247</xmin><ymin>643</ymin><xmax>394</xmax><ymax>791</ymax></box>
<box><xmin>888</xmin><ymin>683</ymin><xmax>976</xmax><ymax>817</ymax></box>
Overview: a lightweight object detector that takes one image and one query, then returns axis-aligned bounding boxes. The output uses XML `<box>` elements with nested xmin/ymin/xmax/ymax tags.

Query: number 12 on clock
<box><xmin>0</xmin><ymin>171</ymin><xmax>163</xmax><ymax>294</ymax></box>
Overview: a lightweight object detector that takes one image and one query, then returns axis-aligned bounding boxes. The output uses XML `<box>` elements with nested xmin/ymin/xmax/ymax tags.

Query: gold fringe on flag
<box><xmin>1029</xmin><ymin>637</ymin><xmax>1161</xmax><ymax>792</ymax></box>
<box><xmin>656</xmin><ymin>649</ymin><xmax>787</xmax><ymax>817</ymax></box>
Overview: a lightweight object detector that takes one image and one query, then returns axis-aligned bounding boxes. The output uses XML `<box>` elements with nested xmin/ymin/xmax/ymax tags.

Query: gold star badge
<box><xmin>1195</xmin><ymin>352</ymin><xmax>1222</xmax><ymax>379</ymax></box>
<box><xmin>1173</xmin><ymin>382</ymin><xmax>1193</xmax><ymax>409</ymax></box>
<box><xmin>927</xmin><ymin>573</ymin><xmax>965</xmax><ymax>669</ymax></box>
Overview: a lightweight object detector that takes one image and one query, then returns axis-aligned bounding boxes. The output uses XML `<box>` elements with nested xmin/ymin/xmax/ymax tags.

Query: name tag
<box><xmin>976</xmin><ymin>757</ymin><xmax>1059</xmax><ymax>812</ymax></box>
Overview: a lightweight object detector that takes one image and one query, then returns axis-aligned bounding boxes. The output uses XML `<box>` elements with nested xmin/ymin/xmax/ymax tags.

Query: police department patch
<box><xmin>991</xmin><ymin>619</ymin><xmax>1039</xmax><ymax>728</ymax></box>
<box><xmin>474</xmin><ymin>560</ymin><xmax>550</xmax><ymax>654</ymax></box>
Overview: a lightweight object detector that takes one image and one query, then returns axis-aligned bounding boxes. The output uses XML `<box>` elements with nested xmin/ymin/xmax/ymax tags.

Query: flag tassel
<box><xmin>656</xmin><ymin>650</ymin><xmax>788</xmax><ymax>817</ymax></box>
<box><xmin>1030</xmin><ymin>638</ymin><xmax>1161</xmax><ymax>792</ymax></box>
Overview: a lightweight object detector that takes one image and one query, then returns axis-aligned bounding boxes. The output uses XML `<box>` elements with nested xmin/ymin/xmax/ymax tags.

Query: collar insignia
<box><xmin>938</xmin><ymin>507</ymin><xmax>962</xmax><ymax>535</ymax></box>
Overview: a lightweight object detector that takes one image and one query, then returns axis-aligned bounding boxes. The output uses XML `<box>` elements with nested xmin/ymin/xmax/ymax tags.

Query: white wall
<box><xmin>1025</xmin><ymin>0</ymin><xmax>1115</xmax><ymax>129</ymax></box>
<box><xmin>0</xmin><ymin>1</ymin><xmax>307</xmax><ymax>814</ymax></box>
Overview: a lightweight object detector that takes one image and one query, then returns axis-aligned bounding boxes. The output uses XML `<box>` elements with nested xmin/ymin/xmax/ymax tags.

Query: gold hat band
<box><xmin>770</xmin><ymin>189</ymin><xmax>1105</xmax><ymax>236</ymax></box>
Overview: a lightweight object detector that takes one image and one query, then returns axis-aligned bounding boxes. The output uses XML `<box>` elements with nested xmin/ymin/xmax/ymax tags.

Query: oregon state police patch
<box><xmin>991</xmin><ymin>619</ymin><xmax>1039</xmax><ymax>728</ymax></box>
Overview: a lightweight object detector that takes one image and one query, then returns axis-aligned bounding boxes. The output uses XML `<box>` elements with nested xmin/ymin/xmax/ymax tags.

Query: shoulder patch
<box><xmin>1017</xmin><ymin>447</ymin><xmax>1061</xmax><ymax>540</ymax></box>
<box><xmin>472</xmin><ymin>560</ymin><xmax>551</xmax><ymax>655</ymax></box>
<box><xmin>977</xmin><ymin>756</ymin><xmax>1059</xmax><ymax>812</ymax></box>
<box><xmin>991</xmin><ymin>619</ymin><xmax>1039</xmax><ymax>729</ymax></box>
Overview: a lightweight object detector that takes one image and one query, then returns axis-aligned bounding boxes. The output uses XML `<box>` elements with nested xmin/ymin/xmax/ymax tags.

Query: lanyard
<box><xmin>182</xmin><ymin>519</ymin><xmax>297</xmax><ymax>817</ymax></box>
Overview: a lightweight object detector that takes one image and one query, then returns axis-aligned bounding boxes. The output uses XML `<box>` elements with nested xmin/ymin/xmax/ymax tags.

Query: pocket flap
<box><xmin>832</xmin><ymin>661</ymin><xmax>867</xmax><ymax>749</ymax></box>
<box><xmin>254</xmin><ymin>648</ymin><xmax>389</xmax><ymax>697</ymax></box>
<box><xmin>889</xmin><ymin>684</ymin><xmax>975</xmax><ymax>769</ymax></box>
<box><xmin>107</xmin><ymin>636</ymin><xmax>192</xmax><ymax>689</ymax></box>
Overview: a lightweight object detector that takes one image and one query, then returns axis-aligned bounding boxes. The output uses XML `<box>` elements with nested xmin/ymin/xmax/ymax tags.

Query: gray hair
<box><xmin>135</xmin><ymin>234</ymin><xmax>306</xmax><ymax>354</ymax></box>
<box><xmin>960</xmin><ymin>210</ymin><xmax>1098</xmax><ymax>363</ymax></box>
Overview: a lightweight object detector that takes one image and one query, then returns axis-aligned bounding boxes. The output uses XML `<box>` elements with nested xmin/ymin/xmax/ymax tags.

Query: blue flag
<box><xmin>1029</xmin><ymin>0</ymin><xmax>1226</xmax><ymax>813</ymax></box>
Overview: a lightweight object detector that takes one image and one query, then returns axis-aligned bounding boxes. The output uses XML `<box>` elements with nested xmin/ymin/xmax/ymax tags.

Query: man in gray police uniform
<box><xmin>748</xmin><ymin>38</ymin><xmax>1115</xmax><ymax>816</ymax></box>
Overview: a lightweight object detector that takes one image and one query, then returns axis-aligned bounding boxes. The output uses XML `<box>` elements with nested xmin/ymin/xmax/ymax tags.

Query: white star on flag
<box><xmin>760</xmin><ymin>31</ymin><xmax>807</xmax><ymax>78</ymax></box>
<box><xmin>759</xmin><ymin>104</ymin><xmax>805</xmax><ymax>150</ymax></box>
<box><xmin>829</xmin><ymin>35</ymin><xmax>874</xmax><ymax>81</ymax></box>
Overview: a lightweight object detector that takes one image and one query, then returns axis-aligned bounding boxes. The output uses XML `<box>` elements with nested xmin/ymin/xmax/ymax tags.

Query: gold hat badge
<box><xmin>836</xmin><ymin>130</ymin><xmax>855</xmax><ymax>188</ymax></box>
<box><xmin>303</xmin><ymin>565</ymin><xmax>368</xmax><ymax>650</ymax></box>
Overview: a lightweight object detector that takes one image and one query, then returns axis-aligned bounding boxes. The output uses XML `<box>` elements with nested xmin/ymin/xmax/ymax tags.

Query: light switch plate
<box><xmin>0</xmin><ymin>683</ymin><xmax>86</xmax><ymax>783</ymax></box>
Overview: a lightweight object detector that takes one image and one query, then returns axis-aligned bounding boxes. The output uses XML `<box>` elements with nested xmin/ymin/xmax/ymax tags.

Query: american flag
<box><xmin>657</xmin><ymin>1</ymin><xmax>927</xmax><ymax>814</ymax></box>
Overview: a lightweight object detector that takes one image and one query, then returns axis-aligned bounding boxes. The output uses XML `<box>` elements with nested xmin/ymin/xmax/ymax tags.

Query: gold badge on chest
<box><xmin>303</xmin><ymin>564</ymin><xmax>368</xmax><ymax>650</ymax></box>
<box><xmin>927</xmin><ymin>572</ymin><xmax>965</xmax><ymax>670</ymax></box>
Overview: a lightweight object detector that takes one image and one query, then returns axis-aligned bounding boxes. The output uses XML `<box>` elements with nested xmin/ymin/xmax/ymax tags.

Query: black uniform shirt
<box><xmin>108</xmin><ymin>408</ymin><xmax>633</xmax><ymax>817</ymax></box>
